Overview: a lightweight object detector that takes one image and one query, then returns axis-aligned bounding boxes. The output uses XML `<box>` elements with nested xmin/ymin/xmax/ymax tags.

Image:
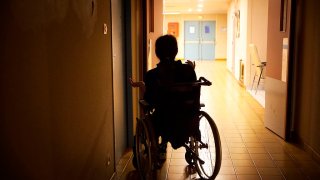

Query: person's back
<box><xmin>144</xmin><ymin>35</ymin><xmax>198</xmax><ymax>149</ymax></box>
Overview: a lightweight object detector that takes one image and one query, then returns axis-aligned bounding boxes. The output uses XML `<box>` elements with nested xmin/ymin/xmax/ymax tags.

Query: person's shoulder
<box><xmin>174</xmin><ymin>60</ymin><xmax>183</xmax><ymax>65</ymax></box>
<box><xmin>146</xmin><ymin>67</ymin><xmax>158</xmax><ymax>75</ymax></box>
<box><xmin>145</xmin><ymin>67</ymin><xmax>158</xmax><ymax>81</ymax></box>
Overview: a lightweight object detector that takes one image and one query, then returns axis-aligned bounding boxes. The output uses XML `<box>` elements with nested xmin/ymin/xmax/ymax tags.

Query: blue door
<box><xmin>184</xmin><ymin>21</ymin><xmax>216</xmax><ymax>60</ymax></box>
<box><xmin>184</xmin><ymin>21</ymin><xmax>200</xmax><ymax>60</ymax></box>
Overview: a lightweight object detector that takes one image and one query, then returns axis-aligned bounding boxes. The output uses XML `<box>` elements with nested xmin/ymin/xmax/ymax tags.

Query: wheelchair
<box><xmin>133</xmin><ymin>77</ymin><xmax>222</xmax><ymax>180</ymax></box>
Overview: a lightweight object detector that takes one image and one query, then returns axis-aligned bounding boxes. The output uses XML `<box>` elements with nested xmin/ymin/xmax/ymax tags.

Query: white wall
<box><xmin>227</xmin><ymin>0</ymin><xmax>268</xmax><ymax>85</ymax></box>
<box><xmin>1</xmin><ymin>0</ymin><xmax>115</xmax><ymax>179</ymax></box>
<box><xmin>227</xmin><ymin>2</ymin><xmax>235</xmax><ymax>72</ymax></box>
<box><xmin>148</xmin><ymin>0</ymin><xmax>164</xmax><ymax>69</ymax></box>
<box><xmin>227</xmin><ymin>0</ymin><xmax>249</xmax><ymax>80</ymax></box>
<box><xmin>247</xmin><ymin>0</ymin><xmax>269</xmax><ymax>86</ymax></box>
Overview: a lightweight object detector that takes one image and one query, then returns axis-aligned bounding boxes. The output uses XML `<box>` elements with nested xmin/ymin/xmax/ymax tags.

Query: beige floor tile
<box><xmin>275</xmin><ymin>160</ymin><xmax>299</xmax><ymax>168</ymax></box>
<box><xmin>270</xmin><ymin>153</ymin><xmax>293</xmax><ymax>160</ymax></box>
<box><xmin>243</xmin><ymin>137</ymin><xmax>261</xmax><ymax>143</ymax></box>
<box><xmin>245</xmin><ymin>142</ymin><xmax>264</xmax><ymax>148</ymax></box>
<box><xmin>219</xmin><ymin>167</ymin><xmax>236</xmax><ymax>175</ymax></box>
<box><xmin>241</xmin><ymin>133</ymin><xmax>258</xmax><ymax>138</ymax></box>
<box><xmin>232</xmin><ymin>159</ymin><xmax>255</xmax><ymax>167</ymax></box>
<box><xmin>280</xmin><ymin>167</ymin><xmax>303</xmax><ymax>176</ymax></box>
<box><xmin>224</xmin><ymin>133</ymin><xmax>242</xmax><ymax>138</ymax></box>
<box><xmin>291</xmin><ymin>153</ymin><xmax>313</xmax><ymax>161</ymax></box>
<box><xmin>284</xmin><ymin>174</ymin><xmax>309</xmax><ymax>180</ymax></box>
<box><xmin>258</xmin><ymin>167</ymin><xmax>282</xmax><ymax>175</ymax></box>
<box><xmin>221</xmin><ymin>159</ymin><xmax>234</xmax><ymax>167</ymax></box>
<box><xmin>171</xmin><ymin>152</ymin><xmax>185</xmax><ymax>159</ymax></box>
<box><xmin>222</xmin><ymin>147</ymin><xmax>230</xmax><ymax>154</ymax></box>
<box><xmin>226</xmin><ymin>137</ymin><xmax>243</xmax><ymax>143</ymax></box>
<box><xmin>169</xmin><ymin>158</ymin><xmax>189</xmax><ymax>166</ymax></box>
<box><xmin>230</xmin><ymin>153</ymin><xmax>252</xmax><ymax>160</ymax></box>
<box><xmin>262</xmin><ymin>142</ymin><xmax>283</xmax><ymax>148</ymax></box>
<box><xmin>215</xmin><ymin>174</ymin><xmax>237</xmax><ymax>180</ymax></box>
<box><xmin>227</xmin><ymin>142</ymin><xmax>246</xmax><ymax>148</ymax></box>
<box><xmin>222</xmin><ymin>153</ymin><xmax>232</xmax><ymax>160</ymax></box>
<box><xmin>229</xmin><ymin>147</ymin><xmax>248</xmax><ymax>154</ymax></box>
<box><xmin>295</xmin><ymin>160</ymin><xmax>320</xmax><ymax>169</ymax></box>
<box><xmin>237</xmin><ymin>174</ymin><xmax>261</xmax><ymax>180</ymax></box>
<box><xmin>260</xmin><ymin>175</ymin><xmax>285</xmax><ymax>180</ymax></box>
<box><xmin>259</xmin><ymin>138</ymin><xmax>279</xmax><ymax>143</ymax></box>
<box><xmin>168</xmin><ymin>165</ymin><xmax>188</xmax><ymax>174</ymax></box>
<box><xmin>253</xmin><ymin>160</ymin><xmax>276</xmax><ymax>168</ymax></box>
<box><xmin>250</xmin><ymin>153</ymin><xmax>272</xmax><ymax>160</ymax></box>
<box><xmin>167</xmin><ymin>173</ymin><xmax>189</xmax><ymax>180</ymax></box>
<box><xmin>239</xmin><ymin>129</ymin><xmax>255</xmax><ymax>134</ymax></box>
<box><xmin>247</xmin><ymin>147</ymin><xmax>267</xmax><ymax>154</ymax></box>
<box><xmin>235</xmin><ymin>167</ymin><xmax>259</xmax><ymax>175</ymax></box>
<box><xmin>265</xmin><ymin>147</ymin><xmax>286</xmax><ymax>154</ymax></box>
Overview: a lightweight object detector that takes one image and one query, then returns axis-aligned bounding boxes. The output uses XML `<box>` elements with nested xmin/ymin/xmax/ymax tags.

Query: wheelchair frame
<box><xmin>133</xmin><ymin>77</ymin><xmax>222</xmax><ymax>180</ymax></box>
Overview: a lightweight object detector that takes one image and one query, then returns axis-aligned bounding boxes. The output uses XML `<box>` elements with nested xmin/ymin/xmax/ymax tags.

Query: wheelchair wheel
<box><xmin>195</xmin><ymin>111</ymin><xmax>222</xmax><ymax>180</ymax></box>
<box><xmin>135</xmin><ymin>118</ymin><xmax>153</xmax><ymax>179</ymax></box>
<box><xmin>135</xmin><ymin>117</ymin><xmax>158</xmax><ymax>179</ymax></box>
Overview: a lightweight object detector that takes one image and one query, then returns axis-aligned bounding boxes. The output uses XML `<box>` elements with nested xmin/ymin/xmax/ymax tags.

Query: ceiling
<box><xmin>163</xmin><ymin>0</ymin><xmax>230</xmax><ymax>14</ymax></box>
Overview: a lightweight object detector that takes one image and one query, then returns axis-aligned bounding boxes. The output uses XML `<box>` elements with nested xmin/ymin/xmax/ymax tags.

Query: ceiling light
<box><xmin>197</xmin><ymin>4</ymin><xmax>203</xmax><ymax>8</ymax></box>
<box><xmin>163</xmin><ymin>12</ymin><xmax>181</xmax><ymax>15</ymax></box>
<box><xmin>188</xmin><ymin>8</ymin><xmax>193</xmax><ymax>12</ymax></box>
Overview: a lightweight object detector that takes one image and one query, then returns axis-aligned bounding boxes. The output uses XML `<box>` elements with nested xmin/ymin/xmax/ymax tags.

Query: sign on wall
<box><xmin>168</xmin><ymin>22</ymin><xmax>179</xmax><ymax>37</ymax></box>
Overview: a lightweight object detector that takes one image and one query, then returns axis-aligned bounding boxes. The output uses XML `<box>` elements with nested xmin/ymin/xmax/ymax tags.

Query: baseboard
<box><xmin>215</xmin><ymin>58</ymin><xmax>226</xmax><ymax>61</ymax></box>
<box><xmin>302</xmin><ymin>141</ymin><xmax>320</xmax><ymax>164</ymax></box>
<box><xmin>294</xmin><ymin>134</ymin><xmax>320</xmax><ymax>164</ymax></box>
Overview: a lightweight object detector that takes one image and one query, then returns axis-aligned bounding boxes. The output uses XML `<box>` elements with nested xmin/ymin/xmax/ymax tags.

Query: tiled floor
<box><xmin>114</xmin><ymin>61</ymin><xmax>320</xmax><ymax>180</ymax></box>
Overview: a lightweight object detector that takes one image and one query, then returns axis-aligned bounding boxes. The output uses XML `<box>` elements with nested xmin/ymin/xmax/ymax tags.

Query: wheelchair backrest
<box><xmin>156</xmin><ymin>82</ymin><xmax>201</xmax><ymax>112</ymax></box>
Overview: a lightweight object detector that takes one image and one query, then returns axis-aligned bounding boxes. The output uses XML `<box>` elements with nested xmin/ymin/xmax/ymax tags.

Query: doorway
<box><xmin>184</xmin><ymin>21</ymin><xmax>216</xmax><ymax>60</ymax></box>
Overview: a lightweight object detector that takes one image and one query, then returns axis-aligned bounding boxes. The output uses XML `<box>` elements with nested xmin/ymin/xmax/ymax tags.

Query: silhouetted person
<box><xmin>131</xmin><ymin>35</ymin><xmax>198</xmax><ymax>168</ymax></box>
<box><xmin>145</xmin><ymin>35</ymin><xmax>198</xmax><ymax>152</ymax></box>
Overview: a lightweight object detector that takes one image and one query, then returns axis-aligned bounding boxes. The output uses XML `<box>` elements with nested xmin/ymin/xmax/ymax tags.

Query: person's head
<box><xmin>155</xmin><ymin>34</ymin><xmax>178</xmax><ymax>62</ymax></box>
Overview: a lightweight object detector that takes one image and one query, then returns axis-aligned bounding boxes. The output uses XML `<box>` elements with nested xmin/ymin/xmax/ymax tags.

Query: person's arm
<box><xmin>185</xmin><ymin>60</ymin><xmax>196</xmax><ymax>69</ymax></box>
<box><xmin>129</xmin><ymin>77</ymin><xmax>145</xmax><ymax>88</ymax></box>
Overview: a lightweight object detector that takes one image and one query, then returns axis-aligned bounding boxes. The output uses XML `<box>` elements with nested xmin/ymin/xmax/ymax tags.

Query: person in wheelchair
<box><xmin>132</xmin><ymin>35</ymin><xmax>201</xmax><ymax>162</ymax></box>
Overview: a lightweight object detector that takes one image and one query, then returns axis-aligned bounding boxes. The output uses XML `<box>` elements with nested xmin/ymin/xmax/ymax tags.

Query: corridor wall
<box><xmin>0</xmin><ymin>0</ymin><xmax>115</xmax><ymax>179</ymax></box>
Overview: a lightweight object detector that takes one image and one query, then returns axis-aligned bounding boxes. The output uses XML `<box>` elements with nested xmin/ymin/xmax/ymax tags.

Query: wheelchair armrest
<box><xmin>199</xmin><ymin>77</ymin><xmax>212</xmax><ymax>86</ymax></box>
<box><xmin>139</xmin><ymin>100</ymin><xmax>150</xmax><ymax>107</ymax></box>
<box><xmin>139</xmin><ymin>100</ymin><xmax>155</xmax><ymax>114</ymax></box>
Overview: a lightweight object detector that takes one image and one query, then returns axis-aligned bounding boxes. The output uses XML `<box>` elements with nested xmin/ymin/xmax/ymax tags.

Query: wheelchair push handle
<box><xmin>199</xmin><ymin>77</ymin><xmax>212</xmax><ymax>86</ymax></box>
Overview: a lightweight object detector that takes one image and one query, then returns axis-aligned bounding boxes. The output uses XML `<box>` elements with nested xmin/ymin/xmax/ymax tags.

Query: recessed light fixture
<box><xmin>188</xmin><ymin>8</ymin><xmax>193</xmax><ymax>12</ymax></box>
<box><xmin>197</xmin><ymin>4</ymin><xmax>203</xmax><ymax>8</ymax></box>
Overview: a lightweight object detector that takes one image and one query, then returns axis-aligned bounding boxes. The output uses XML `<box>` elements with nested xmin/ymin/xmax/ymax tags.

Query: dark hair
<box><xmin>155</xmin><ymin>34</ymin><xmax>178</xmax><ymax>61</ymax></box>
